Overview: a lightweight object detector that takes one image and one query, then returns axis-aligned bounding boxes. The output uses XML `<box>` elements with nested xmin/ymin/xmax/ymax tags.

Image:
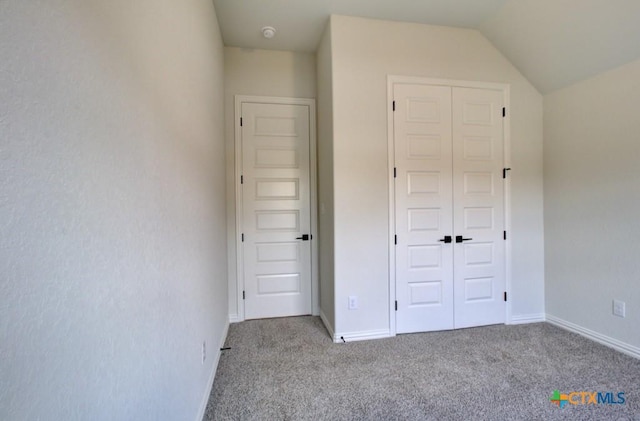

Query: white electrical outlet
<box><xmin>202</xmin><ymin>341</ymin><xmax>206</xmax><ymax>364</ymax></box>
<box><xmin>613</xmin><ymin>300</ymin><xmax>626</xmax><ymax>318</ymax></box>
<box><xmin>348</xmin><ymin>296</ymin><xmax>358</xmax><ymax>310</ymax></box>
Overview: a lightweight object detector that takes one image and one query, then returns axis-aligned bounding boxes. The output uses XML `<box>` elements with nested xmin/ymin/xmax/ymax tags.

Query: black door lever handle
<box><xmin>296</xmin><ymin>234</ymin><xmax>310</xmax><ymax>241</ymax></box>
<box><xmin>438</xmin><ymin>236</ymin><xmax>452</xmax><ymax>244</ymax></box>
<box><xmin>456</xmin><ymin>235</ymin><xmax>473</xmax><ymax>243</ymax></box>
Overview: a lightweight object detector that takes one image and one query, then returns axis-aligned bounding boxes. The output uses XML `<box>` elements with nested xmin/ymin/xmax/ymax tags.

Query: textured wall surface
<box><xmin>544</xmin><ymin>58</ymin><xmax>640</xmax><ymax>349</ymax></box>
<box><xmin>328</xmin><ymin>15</ymin><xmax>545</xmax><ymax>336</ymax></box>
<box><xmin>0</xmin><ymin>0</ymin><xmax>227</xmax><ymax>419</ymax></box>
<box><xmin>315</xmin><ymin>22</ymin><xmax>336</xmax><ymax>331</ymax></box>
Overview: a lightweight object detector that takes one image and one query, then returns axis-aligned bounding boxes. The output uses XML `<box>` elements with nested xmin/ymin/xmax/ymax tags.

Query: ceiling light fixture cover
<box><xmin>261</xmin><ymin>26</ymin><xmax>276</xmax><ymax>39</ymax></box>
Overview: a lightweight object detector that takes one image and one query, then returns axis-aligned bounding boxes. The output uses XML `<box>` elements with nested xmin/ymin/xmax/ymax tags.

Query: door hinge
<box><xmin>241</xmin><ymin>233</ymin><xmax>244</xmax><ymax>242</ymax></box>
<box><xmin>240</xmin><ymin>175</ymin><xmax>244</xmax><ymax>184</ymax></box>
<box><xmin>240</xmin><ymin>117</ymin><xmax>243</xmax><ymax>127</ymax></box>
<box><xmin>394</xmin><ymin>167</ymin><xmax>397</xmax><ymax>178</ymax></box>
<box><xmin>504</xmin><ymin>291</ymin><xmax>507</xmax><ymax>302</ymax></box>
<box><xmin>503</xmin><ymin>168</ymin><xmax>511</xmax><ymax>179</ymax></box>
<box><xmin>395</xmin><ymin>300</ymin><xmax>398</xmax><ymax>311</ymax></box>
<box><xmin>392</xmin><ymin>101</ymin><xmax>396</xmax><ymax>112</ymax></box>
<box><xmin>503</xmin><ymin>231</ymin><xmax>507</xmax><ymax>240</ymax></box>
<box><xmin>394</xmin><ymin>235</ymin><xmax>397</xmax><ymax>245</ymax></box>
<box><xmin>243</xmin><ymin>291</ymin><xmax>245</xmax><ymax>300</ymax></box>
<box><xmin>502</xmin><ymin>107</ymin><xmax>506</xmax><ymax>117</ymax></box>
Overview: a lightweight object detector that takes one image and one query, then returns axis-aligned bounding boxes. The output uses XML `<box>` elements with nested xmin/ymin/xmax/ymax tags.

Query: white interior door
<box><xmin>241</xmin><ymin>102</ymin><xmax>312</xmax><ymax>320</ymax></box>
<box><xmin>394</xmin><ymin>83</ymin><xmax>506</xmax><ymax>334</ymax></box>
<box><xmin>394</xmin><ymin>84</ymin><xmax>454</xmax><ymax>334</ymax></box>
<box><xmin>452</xmin><ymin>87</ymin><xmax>505</xmax><ymax>328</ymax></box>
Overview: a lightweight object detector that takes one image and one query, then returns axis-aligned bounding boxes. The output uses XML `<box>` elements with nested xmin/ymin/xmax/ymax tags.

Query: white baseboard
<box><xmin>332</xmin><ymin>329</ymin><xmax>392</xmax><ymax>344</ymax></box>
<box><xmin>228</xmin><ymin>313</ymin><xmax>241</xmax><ymax>323</ymax></box>
<box><xmin>546</xmin><ymin>314</ymin><xmax>640</xmax><ymax>360</ymax></box>
<box><xmin>196</xmin><ymin>320</ymin><xmax>230</xmax><ymax>421</ymax></box>
<box><xmin>509</xmin><ymin>313</ymin><xmax>546</xmax><ymax>325</ymax></box>
<box><xmin>319</xmin><ymin>309</ymin><xmax>335</xmax><ymax>340</ymax></box>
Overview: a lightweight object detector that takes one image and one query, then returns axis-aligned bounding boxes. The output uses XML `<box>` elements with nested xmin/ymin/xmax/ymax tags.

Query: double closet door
<box><xmin>394</xmin><ymin>84</ymin><xmax>506</xmax><ymax>334</ymax></box>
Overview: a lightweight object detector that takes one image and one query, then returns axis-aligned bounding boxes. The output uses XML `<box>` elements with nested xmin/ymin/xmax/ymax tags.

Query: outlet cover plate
<box><xmin>613</xmin><ymin>300</ymin><xmax>626</xmax><ymax>318</ymax></box>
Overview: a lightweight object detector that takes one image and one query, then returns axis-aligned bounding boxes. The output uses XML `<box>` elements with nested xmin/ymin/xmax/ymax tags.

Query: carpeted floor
<box><xmin>204</xmin><ymin>316</ymin><xmax>640</xmax><ymax>420</ymax></box>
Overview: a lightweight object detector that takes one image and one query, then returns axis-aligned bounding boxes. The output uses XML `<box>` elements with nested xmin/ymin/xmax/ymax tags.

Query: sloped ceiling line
<box><xmin>213</xmin><ymin>0</ymin><xmax>640</xmax><ymax>93</ymax></box>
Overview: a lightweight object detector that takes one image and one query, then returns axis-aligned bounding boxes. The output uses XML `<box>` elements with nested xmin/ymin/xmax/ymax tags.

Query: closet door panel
<box><xmin>394</xmin><ymin>84</ymin><xmax>454</xmax><ymax>334</ymax></box>
<box><xmin>452</xmin><ymin>87</ymin><xmax>506</xmax><ymax>329</ymax></box>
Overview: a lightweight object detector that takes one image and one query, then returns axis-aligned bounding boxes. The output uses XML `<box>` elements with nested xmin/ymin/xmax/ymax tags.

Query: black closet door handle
<box><xmin>438</xmin><ymin>236</ymin><xmax>452</xmax><ymax>244</ymax></box>
<box><xmin>296</xmin><ymin>234</ymin><xmax>310</xmax><ymax>241</ymax></box>
<box><xmin>456</xmin><ymin>235</ymin><xmax>473</xmax><ymax>243</ymax></box>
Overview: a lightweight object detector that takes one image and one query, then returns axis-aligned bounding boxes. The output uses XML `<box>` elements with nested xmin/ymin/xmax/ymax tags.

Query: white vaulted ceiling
<box><xmin>480</xmin><ymin>0</ymin><xmax>640</xmax><ymax>93</ymax></box>
<box><xmin>213</xmin><ymin>0</ymin><xmax>640</xmax><ymax>93</ymax></box>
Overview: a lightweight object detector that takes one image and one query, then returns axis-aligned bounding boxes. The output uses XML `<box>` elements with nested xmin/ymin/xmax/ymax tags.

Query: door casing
<box><xmin>387</xmin><ymin>76</ymin><xmax>512</xmax><ymax>335</ymax></box>
<box><xmin>234</xmin><ymin>95</ymin><xmax>319</xmax><ymax>321</ymax></box>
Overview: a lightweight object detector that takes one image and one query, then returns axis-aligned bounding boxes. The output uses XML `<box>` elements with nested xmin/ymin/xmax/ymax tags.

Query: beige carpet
<box><xmin>205</xmin><ymin>316</ymin><xmax>639</xmax><ymax>420</ymax></box>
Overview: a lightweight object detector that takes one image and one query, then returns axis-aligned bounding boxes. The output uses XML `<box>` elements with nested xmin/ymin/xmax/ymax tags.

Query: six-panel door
<box><xmin>394</xmin><ymin>84</ymin><xmax>455</xmax><ymax>333</ymax></box>
<box><xmin>241</xmin><ymin>102</ymin><xmax>312</xmax><ymax>320</ymax></box>
<box><xmin>452</xmin><ymin>87</ymin><xmax>505</xmax><ymax>329</ymax></box>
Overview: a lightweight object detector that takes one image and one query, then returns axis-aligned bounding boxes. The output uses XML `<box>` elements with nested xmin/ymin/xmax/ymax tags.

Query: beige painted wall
<box><xmin>1</xmin><ymin>0</ymin><xmax>226</xmax><ymax>419</ymax></box>
<box><xmin>224</xmin><ymin>47</ymin><xmax>317</xmax><ymax>320</ymax></box>
<box><xmin>328</xmin><ymin>15</ymin><xmax>545</xmax><ymax>336</ymax></box>
<box><xmin>316</xmin><ymin>22</ymin><xmax>336</xmax><ymax>331</ymax></box>
<box><xmin>544</xmin><ymin>58</ymin><xmax>640</xmax><ymax>349</ymax></box>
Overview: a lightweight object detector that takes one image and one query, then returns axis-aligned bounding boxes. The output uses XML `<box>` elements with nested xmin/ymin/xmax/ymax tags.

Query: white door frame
<box><xmin>234</xmin><ymin>95</ymin><xmax>319</xmax><ymax>321</ymax></box>
<box><xmin>387</xmin><ymin>76</ymin><xmax>512</xmax><ymax>336</ymax></box>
